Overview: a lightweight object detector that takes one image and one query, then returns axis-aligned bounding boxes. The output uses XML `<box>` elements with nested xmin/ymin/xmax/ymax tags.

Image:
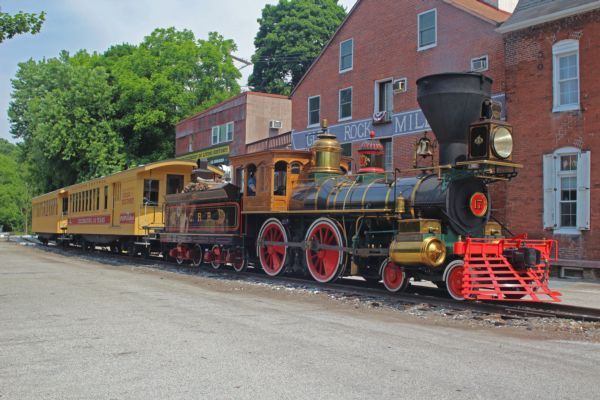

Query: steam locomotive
<box><xmin>162</xmin><ymin>73</ymin><xmax>561</xmax><ymax>302</ymax></box>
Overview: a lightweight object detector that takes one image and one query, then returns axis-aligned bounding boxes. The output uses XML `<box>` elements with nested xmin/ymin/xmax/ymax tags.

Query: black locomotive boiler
<box><xmin>162</xmin><ymin>73</ymin><xmax>560</xmax><ymax>302</ymax></box>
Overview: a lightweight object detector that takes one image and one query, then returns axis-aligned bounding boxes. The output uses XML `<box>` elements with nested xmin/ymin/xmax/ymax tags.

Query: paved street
<box><xmin>1</xmin><ymin>242</ymin><xmax>599</xmax><ymax>400</ymax></box>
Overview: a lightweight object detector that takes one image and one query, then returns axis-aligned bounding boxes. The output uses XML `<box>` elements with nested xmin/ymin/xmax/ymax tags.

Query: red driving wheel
<box><xmin>305</xmin><ymin>218</ymin><xmax>345</xmax><ymax>283</ymax></box>
<box><xmin>257</xmin><ymin>218</ymin><xmax>288</xmax><ymax>276</ymax></box>
<box><xmin>445</xmin><ymin>260</ymin><xmax>466</xmax><ymax>301</ymax></box>
<box><xmin>380</xmin><ymin>258</ymin><xmax>409</xmax><ymax>293</ymax></box>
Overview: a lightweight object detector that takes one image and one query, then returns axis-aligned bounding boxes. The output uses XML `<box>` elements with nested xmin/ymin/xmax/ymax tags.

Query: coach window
<box><xmin>104</xmin><ymin>186</ymin><xmax>108</xmax><ymax>209</ymax></box>
<box><xmin>144</xmin><ymin>179</ymin><xmax>160</xmax><ymax>205</ymax></box>
<box><xmin>274</xmin><ymin>161</ymin><xmax>287</xmax><ymax>196</ymax></box>
<box><xmin>62</xmin><ymin>198</ymin><xmax>68</xmax><ymax>216</ymax></box>
<box><xmin>167</xmin><ymin>174</ymin><xmax>184</xmax><ymax>195</ymax></box>
<box><xmin>543</xmin><ymin>147</ymin><xmax>590</xmax><ymax>234</ymax></box>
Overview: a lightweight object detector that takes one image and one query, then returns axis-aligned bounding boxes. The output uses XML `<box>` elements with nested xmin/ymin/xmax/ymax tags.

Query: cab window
<box><xmin>246</xmin><ymin>164</ymin><xmax>257</xmax><ymax>196</ymax></box>
<box><xmin>167</xmin><ymin>174</ymin><xmax>184</xmax><ymax>195</ymax></box>
<box><xmin>274</xmin><ymin>161</ymin><xmax>287</xmax><ymax>196</ymax></box>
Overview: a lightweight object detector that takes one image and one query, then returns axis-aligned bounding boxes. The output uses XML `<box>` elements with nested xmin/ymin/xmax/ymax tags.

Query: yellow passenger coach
<box><xmin>32</xmin><ymin>159</ymin><xmax>197</xmax><ymax>254</ymax></box>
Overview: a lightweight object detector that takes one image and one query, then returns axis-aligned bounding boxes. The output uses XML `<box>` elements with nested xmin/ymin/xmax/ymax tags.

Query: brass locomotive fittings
<box><xmin>389</xmin><ymin>236</ymin><xmax>446</xmax><ymax>268</ymax></box>
<box><xmin>311</xmin><ymin>132</ymin><xmax>342</xmax><ymax>174</ymax></box>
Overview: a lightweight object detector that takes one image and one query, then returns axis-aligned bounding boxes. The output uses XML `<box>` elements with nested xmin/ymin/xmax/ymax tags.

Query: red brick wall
<box><xmin>503</xmin><ymin>11</ymin><xmax>600</xmax><ymax>261</ymax></box>
<box><xmin>175</xmin><ymin>99</ymin><xmax>247</xmax><ymax>158</ymax></box>
<box><xmin>292</xmin><ymin>0</ymin><xmax>507</xmax><ymax>174</ymax></box>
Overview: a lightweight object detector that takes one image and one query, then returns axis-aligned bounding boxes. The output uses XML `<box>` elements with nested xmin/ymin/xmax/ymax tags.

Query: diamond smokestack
<box><xmin>416</xmin><ymin>73</ymin><xmax>492</xmax><ymax>165</ymax></box>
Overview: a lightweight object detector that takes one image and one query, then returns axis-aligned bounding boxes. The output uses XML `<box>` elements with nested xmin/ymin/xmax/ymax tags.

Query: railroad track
<box><xmin>27</xmin><ymin>241</ymin><xmax>600</xmax><ymax>323</ymax></box>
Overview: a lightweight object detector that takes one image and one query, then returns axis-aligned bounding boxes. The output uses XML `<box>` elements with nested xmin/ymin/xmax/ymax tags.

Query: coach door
<box><xmin>58</xmin><ymin>190</ymin><xmax>69</xmax><ymax>232</ymax></box>
<box><xmin>111</xmin><ymin>182</ymin><xmax>121</xmax><ymax>227</ymax></box>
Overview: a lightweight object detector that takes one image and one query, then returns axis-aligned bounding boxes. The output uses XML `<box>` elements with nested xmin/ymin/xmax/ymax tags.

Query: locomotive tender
<box><xmin>32</xmin><ymin>73</ymin><xmax>560</xmax><ymax>302</ymax></box>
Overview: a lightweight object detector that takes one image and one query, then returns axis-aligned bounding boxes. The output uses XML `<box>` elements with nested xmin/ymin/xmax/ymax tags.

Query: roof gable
<box><xmin>498</xmin><ymin>0</ymin><xmax>600</xmax><ymax>32</ymax></box>
<box><xmin>291</xmin><ymin>0</ymin><xmax>510</xmax><ymax>96</ymax></box>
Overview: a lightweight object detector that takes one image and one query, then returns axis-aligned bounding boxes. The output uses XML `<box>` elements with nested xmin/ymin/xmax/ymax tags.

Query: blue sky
<box><xmin>0</xmin><ymin>0</ymin><xmax>357</xmax><ymax>142</ymax></box>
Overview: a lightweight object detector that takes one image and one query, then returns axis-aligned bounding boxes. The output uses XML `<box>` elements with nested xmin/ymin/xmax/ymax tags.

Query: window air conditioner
<box><xmin>269</xmin><ymin>120</ymin><xmax>283</xmax><ymax>129</ymax></box>
<box><xmin>393</xmin><ymin>78</ymin><xmax>407</xmax><ymax>93</ymax></box>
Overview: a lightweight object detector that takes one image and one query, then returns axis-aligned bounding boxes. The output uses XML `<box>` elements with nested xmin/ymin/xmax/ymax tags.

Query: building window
<box><xmin>308</xmin><ymin>95</ymin><xmax>320</xmax><ymax>127</ymax></box>
<box><xmin>375</xmin><ymin>79</ymin><xmax>393</xmax><ymax>115</ymax></box>
<box><xmin>339</xmin><ymin>87</ymin><xmax>352</xmax><ymax>121</ymax></box>
<box><xmin>339</xmin><ymin>38</ymin><xmax>353</xmax><ymax>72</ymax></box>
<box><xmin>188</xmin><ymin>135</ymin><xmax>194</xmax><ymax>152</ymax></box>
<box><xmin>211</xmin><ymin>122</ymin><xmax>234</xmax><ymax>145</ymax></box>
<box><xmin>559</xmin><ymin>155</ymin><xmax>577</xmax><ymax>228</ymax></box>
<box><xmin>553</xmin><ymin>40</ymin><xmax>579</xmax><ymax>112</ymax></box>
<box><xmin>543</xmin><ymin>148</ymin><xmax>590</xmax><ymax>233</ymax></box>
<box><xmin>418</xmin><ymin>9</ymin><xmax>436</xmax><ymax>50</ymax></box>
<box><xmin>143</xmin><ymin>179</ymin><xmax>160</xmax><ymax>206</ymax></box>
<box><xmin>471</xmin><ymin>55</ymin><xmax>489</xmax><ymax>72</ymax></box>
<box><xmin>381</xmin><ymin>138</ymin><xmax>393</xmax><ymax>171</ymax></box>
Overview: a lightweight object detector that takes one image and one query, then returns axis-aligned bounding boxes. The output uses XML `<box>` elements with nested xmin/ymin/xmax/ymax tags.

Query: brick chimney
<box><xmin>480</xmin><ymin>0</ymin><xmax>518</xmax><ymax>13</ymax></box>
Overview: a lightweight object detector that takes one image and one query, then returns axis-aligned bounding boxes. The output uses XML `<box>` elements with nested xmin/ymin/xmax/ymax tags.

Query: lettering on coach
<box><xmin>120</xmin><ymin>212</ymin><xmax>135</xmax><ymax>224</ymax></box>
<box><xmin>68</xmin><ymin>215</ymin><xmax>111</xmax><ymax>225</ymax></box>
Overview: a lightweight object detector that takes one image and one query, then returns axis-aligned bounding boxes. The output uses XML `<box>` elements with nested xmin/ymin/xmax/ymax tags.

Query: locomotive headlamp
<box><xmin>468</xmin><ymin>121</ymin><xmax>514</xmax><ymax>162</ymax></box>
<box><xmin>491</xmin><ymin>126</ymin><xmax>513</xmax><ymax>159</ymax></box>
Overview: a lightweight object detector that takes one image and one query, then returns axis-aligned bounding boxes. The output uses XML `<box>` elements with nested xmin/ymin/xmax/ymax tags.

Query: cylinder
<box><xmin>389</xmin><ymin>236</ymin><xmax>446</xmax><ymax>268</ymax></box>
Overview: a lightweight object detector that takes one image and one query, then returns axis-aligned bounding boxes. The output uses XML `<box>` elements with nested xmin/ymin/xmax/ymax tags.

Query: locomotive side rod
<box><xmin>257</xmin><ymin>239</ymin><xmax>388</xmax><ymax>257</ymax></box>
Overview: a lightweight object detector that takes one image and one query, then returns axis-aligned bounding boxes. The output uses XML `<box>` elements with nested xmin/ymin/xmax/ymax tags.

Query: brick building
<box><xmin>175</xmin><ymin>92</ymin><xmax>291</xmax><ymax>166</ymax></box>
<box><xmin>290</xmin><ymin>0</ymin><xmax>514</xmax><ymax>172</ymax></box>
<box><xmin>498</xmin><ymin>0</ymin><xmax>600</xmax><ymax>274</ymax></box>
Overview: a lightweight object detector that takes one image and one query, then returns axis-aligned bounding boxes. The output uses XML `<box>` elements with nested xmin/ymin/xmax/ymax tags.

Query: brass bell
<box><xmin>416</xmin><ymin>136</ymin><xmax>433</xmax><ymax>157</ymax></box>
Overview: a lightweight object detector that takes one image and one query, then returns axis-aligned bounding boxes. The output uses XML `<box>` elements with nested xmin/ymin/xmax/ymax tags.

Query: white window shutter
<box><xmin>576</xmin><ymin>151</ymin><xmax>591</xmax><ymax>230</ymax></box>
<box><xmin>543</xmin><ymin>154</ymin><xmax>557</xmax><ymax>229</ymax></box>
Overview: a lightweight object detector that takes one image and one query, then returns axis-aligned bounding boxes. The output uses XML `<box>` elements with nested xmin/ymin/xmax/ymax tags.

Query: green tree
<box><xmin>9</xmin><ymin>51</ymin><xmax>126</xmax><ymax>193</ymax></box>
<box><xmin>9</xmin><ymin>28</ymin><xmax>241</xmax><ymax>192</ymax></box>
<box><xmin>104</xmin><ymin>28</ymin><xmax>241</xmax><ymax>164</ymax></box>
<box><xmin>249</xmin><ymin>0</ymin><xmax>346</xmax><ymax>95</ymax></box>
<box><xmin>0</xmin><ymin>139</ymin><xmax>29</xmax><ymax>232</ymax></box>
<box><xmin>0</xmin><ymin>9</ymin><xmax>45</xmax><ymax>43</ymax></box>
